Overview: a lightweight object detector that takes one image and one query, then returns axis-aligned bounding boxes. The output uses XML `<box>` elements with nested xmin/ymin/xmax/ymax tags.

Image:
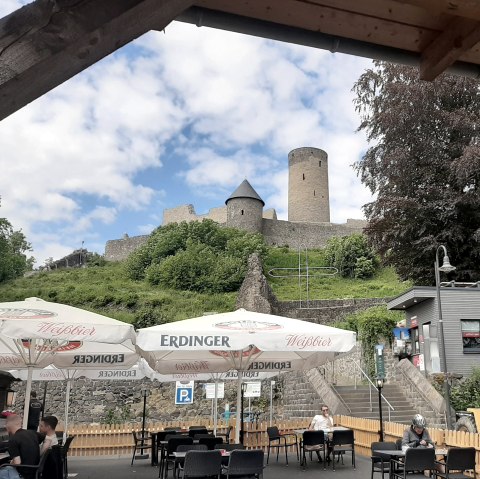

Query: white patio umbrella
<box><xmin>136</xmin><ymin>308</ymin><xmax>356</xmax><ymax>442</ymax></box>
<box><xmin>0</xmin><ymin>297</ymin><xmax>136</xmax><ymax>429</ymax></box>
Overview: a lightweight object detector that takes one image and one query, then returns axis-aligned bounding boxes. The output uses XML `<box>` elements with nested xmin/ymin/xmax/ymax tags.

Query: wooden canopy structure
<box><xmin>1</xmin><ymin>0</ymin><xmax>480</xmax><ymax>121</ymax></box>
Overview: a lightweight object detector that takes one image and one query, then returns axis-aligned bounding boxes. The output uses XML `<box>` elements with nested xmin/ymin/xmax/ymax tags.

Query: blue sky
<box><xmin>0</xmin><ymin>1</ymin><xmax>374</xmax><ymax>265</ymax></box>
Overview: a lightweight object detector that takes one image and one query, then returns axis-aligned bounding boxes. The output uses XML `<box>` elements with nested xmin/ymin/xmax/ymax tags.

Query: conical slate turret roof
<box><xmin>225</xmin><ymin>179</ymin><xmax>265</xmax><ymax>206</ymax></box>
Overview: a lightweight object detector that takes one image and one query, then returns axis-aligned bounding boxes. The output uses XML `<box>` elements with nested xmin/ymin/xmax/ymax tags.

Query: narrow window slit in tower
<box><xmin>319</xmin><ymin>161</ymin><xmax>322</xmax><ymax>167</ymax></box>
<box><xmin>241</xmin><ymin>210</ymin><xmax>244</xmax><ymax>215</ymax></box>
<box><xmin>302</xmin><ymin>173</ymin><xmax>305</xmax><ymax>180</ymax></box>
<box><xmin>314</xmin><ymin>190</ymin><xmax>316</xmax><ymax>196</ymax></box>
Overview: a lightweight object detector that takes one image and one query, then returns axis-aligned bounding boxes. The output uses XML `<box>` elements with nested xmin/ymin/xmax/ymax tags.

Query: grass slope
<box><xmin>0</xmin><ymin>251</ymin><xmax>410</xmax><ymax>323</ymax></box>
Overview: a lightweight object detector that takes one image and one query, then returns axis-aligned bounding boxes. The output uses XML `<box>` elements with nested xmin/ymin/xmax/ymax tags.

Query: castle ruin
<box><xmin>105</xmin><ymin>147</ymin><xmax>366</xmax><ymax>261</ymax></box>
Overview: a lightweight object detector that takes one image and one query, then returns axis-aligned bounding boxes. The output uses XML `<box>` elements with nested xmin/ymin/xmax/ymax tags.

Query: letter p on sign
<box><xmin>175</xmin><ymin>381</ymin><xmax>194</xmax><ymax>404</ymax></box>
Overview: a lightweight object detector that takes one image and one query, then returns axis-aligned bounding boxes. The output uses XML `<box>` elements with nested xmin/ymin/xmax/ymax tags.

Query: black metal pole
<box><xmin>140</xmin><ymin>392</ymin><xmax>147</xmax><ymax>453</ymax></box>
<box><xmin>41</xmin><ymin>382</ymin><xmax>48</xmax><ymax>416</ymax></box>
<box><xmin>240</xmin><ymin>384</ymin><xmax>245</xmax><ymax>445</ymax></box>
<box><xmin>378</xmin><ymin>385</ymin><xmax>384</xmax><ymax>442</ymax></box>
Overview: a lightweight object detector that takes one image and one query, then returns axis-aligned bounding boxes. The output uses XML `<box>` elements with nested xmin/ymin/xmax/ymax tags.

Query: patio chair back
<box><xmin>193</xmin><ymin>433</ymin><xmax>215</xmax><ymax>440</ymax></box>
<box><xmin>266</xmin><ymin>427</ymin><xmax>280</xmax><ymax>440</ymax></box>
<box><xmin>303</xmin><ymin>430</ymin><xmax>325</xmax><ymax>447</ymax></box>
<box><xmin>331</xmin><ymin>429</ymin><xmax>354</xmax><ymax>446</ymax></box>
<box><xmin>189</xmin><ymin>428</ymin><xmax>208</xmax><ymax>437</ymax></box>
<box><xmin>445</xmin><ymin>447</ymin><xmax>476</xmax><ymax>471</ymax></box>
<box><xmin>167</xmin><ymin>436</ymin><xmax>193</xmax><ymax>454</ymax></box>
<box><xmin>404</xmin><ymin>448</ymin><xmax>435</xmax><ymax>472</ymax></box>
<box><xmin>226</xmin><ymin>449</ymin><xmax>264</xmax><ymax>477</ymax></box>
<box><xmin>371</xmin><ymin>442</ymin><xmax>397</xmax><ymax>453</ymax></box>
<box><xmin>177</xmin><ymin>444</ymin><xmax>208</xmax><ymax>453</ymax></box>
<box><xmin>183</xmin><ymin>450</ymin><xmax>222</xmax><ymax>478</ymax></box>
<box><xmin>198</xmin><ymin>437</ymin><xmax>223</xmax><ymax>450</ymax></box>
<box><xmin>215</xmin><ymin>443</ymin><xmax>245</xmax><ymax>451</ymax></box>
<box><xmin>395</xmin><ymin>438</ymin><xmax>403</xmax><ymax>450</ymax></box>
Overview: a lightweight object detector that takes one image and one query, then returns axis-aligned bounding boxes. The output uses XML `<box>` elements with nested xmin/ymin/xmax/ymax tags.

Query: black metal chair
<box><xmin>371</xmin><ymin>441</ymin><xmax>397</xmax><ymax>479</ymax></box>
<box><xmin>43</xmin><ymin>445</ymin><xmax>64</xmax><ymax>479</ymax></box>
<box><xmin>198</xmin><ymin>437</ymin><xmax>223</xmax><ymax>450</ymax></box>
<box><xmin>396</xmin><ymin>438</ymin><xmax>403</xmax><ymax>450</ymax></box>
<box><xmin>435</xmin><ymin>447</ymin><xmax>476</xmax><ymax>479</ymax></box>
<box><xmin>174</xmin><ymin>444</ymin><xmax>208</xmax><ymax>478</ymax></box>
<box><xmin>62</xmin><ymin>434</ymin><xmax>75</xmax><ymax>478</ymax></box>
<box><xmin>0</xmin><ymin>448</ymin><xmax>51</xmax><ymax>479</ymax></box>
<box><xmin>216</xmin><ymin>426</ymin><xmax>233</xmax><ymax>444</ymax></box>
<box><xmin>266</xmin><ymin>426</ymin><xmax>299</xmax><ymax>465</ymax></box>
<box><xmin>188</xmin><ymin>428</ymin><xmax>208</xmax><ymax>438</ymax></box>
<box><xmin>301</xmin><ymin>430</ymin><xmax>326</xmax><ymax>469</ymax></box>
<box><xmin>160</xmin><ymin>436</ymin><xmax>193</xmax><ymax>479</ymax></box>
<box><xmin>391</xmin><ymin>447</ymin><xmax>435</xmax><ymax>479</ymax></box>
<box><xmin>131</xmin><ymin>430</ymin><xmax>153</xmax><ymax>466</ymax></box>
<box><xmin>223</xmin><ymin>449</ymin><xmax>265</xmax><ymax>479</ymax></box>
<box><xmin>214</xmin><ymin>443</ymin><xmax>245</xmax><ymax>451</ymax></box>
<box><xmin>182</xmin><ymin>450</ymin><xmax>222</xmax><ymax>479</ymax></box>
<box><xmin>330</xmin><ymin>429</ymin><xmax>355</xmax><ymax>471</ymax></box>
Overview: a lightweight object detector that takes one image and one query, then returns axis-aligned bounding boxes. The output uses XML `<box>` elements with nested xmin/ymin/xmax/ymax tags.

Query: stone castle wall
<box><xmin>105</xmin><ymin>217</ymin><xmax>367</xmax><ymax>261</ymax></box>
<box><xmin>163</xmin><ymin>204</ymin><xmax>228</xmax><ymax>225</ymax></box>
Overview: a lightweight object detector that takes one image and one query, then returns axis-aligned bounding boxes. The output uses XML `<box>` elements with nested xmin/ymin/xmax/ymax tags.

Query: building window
<box><xmin>461</xmin><ymin>320</ymin><xmax>480</xmax><ymax>353</ymax></box>
<box><xmin>241</xmin><ymin>210</ymin><xmax>244</xmax><ymax>215</ymax></box>
<box><xmin>302</xmin><ymin>173</ymin><xmax>305</xmax><ymax>180</ymax></box>
<box><xmin>319</xmin><ymin>161</ymin><xmax>322</xmax><ymax>167</ymax></box>
<box><xmin>313</xmin><ymin>190</ymin><xmax>316</xmax><ymax>196</ymax></box>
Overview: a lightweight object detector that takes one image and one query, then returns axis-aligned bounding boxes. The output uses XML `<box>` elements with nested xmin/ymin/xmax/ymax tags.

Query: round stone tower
<box><xmin>225</xmin><ymin>179</ymin><xmax>264</xmax><ymax>234</ymax></box>
<box><xmin>288</xmin><ymin>147</ymin><xmax>330</xmax><ymax>223</ymax></box>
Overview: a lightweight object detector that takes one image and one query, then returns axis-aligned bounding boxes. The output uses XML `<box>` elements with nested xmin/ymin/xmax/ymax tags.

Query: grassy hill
<box><xmin>0</xmin><ymin>249</ymin><xmax>410</xmax><ymax>323</ymax></box>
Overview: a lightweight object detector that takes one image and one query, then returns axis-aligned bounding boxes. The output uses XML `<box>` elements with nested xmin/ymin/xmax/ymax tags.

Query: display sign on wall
<box><xmin>205</xmin><ymin>383</ymin><xmax>225</xmax><ymax>399</ymax></box>
<box><xmin>175</xmin><ymin>381</ymin><xmax>194</xmax><ymax>404</ymax></box>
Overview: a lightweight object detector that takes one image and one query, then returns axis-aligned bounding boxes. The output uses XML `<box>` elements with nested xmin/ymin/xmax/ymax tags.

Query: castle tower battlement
<box><xmin>288</xmin><ymin>147</ymin><xmax>330</xmax><ymax>223</ymax></box>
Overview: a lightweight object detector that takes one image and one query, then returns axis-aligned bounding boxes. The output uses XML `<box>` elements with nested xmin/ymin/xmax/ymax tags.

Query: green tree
<box><xmin>124</xmin><ymin>220</ymin><xmax>268</xmax><ymax>293</ymax></box>
<box><xmin>323</xmin><ymin>233</ymin><xmax>379</xmax><ymax>278</ymax></box>
<box><xmin>0</xmin><ymin>218</ymin><xmax>34</xmax><ymax>283</ymax></box>
<box><xmin>353</xmin><ymin>62</ymin><xmax>480</xmax><ymax>284</ymax></box>
<box><xmin>337</xmin><ymin>306</ymin><xmax>401</xmax><ymax>377</ymax></box>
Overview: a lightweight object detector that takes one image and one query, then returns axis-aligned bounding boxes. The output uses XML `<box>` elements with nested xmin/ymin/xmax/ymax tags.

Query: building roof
<box><xmin>388</xmin><ymin>285</ymin><xmax>480</xmax><ymax>310</ymax></box>
<box><xmin>225</xmin><ymin>179</ymin><xmax>265</xmax><ymax>206</ymax></box>
<box><xmin>4</xmin><ymin>1</ymin><xmax>480</xmax><ymax>121</ymax></box>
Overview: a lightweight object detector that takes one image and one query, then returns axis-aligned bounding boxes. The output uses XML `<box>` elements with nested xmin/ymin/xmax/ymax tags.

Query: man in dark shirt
<box><xmin>27</xmin><ymin>392</ymin><xmax>42</xmax><ymax>432</ymax></box>
<box><xmin>0</xmin><ymin>414</ymin><xmax>40</xmax><ymax>479</ymax></box>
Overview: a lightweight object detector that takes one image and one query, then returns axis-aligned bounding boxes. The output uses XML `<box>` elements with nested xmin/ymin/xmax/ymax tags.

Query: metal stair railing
<box><xmin>351</xmin><ymin>359</ymin><xmax>395</xmax><ymax>422</ymax></box>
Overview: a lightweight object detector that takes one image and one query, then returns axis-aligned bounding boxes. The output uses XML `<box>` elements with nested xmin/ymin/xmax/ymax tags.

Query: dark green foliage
<box><xmin>353</xmin><ymin>61</ymin><xmax>480</xmax><ymax>284</ymax></box>
<box><xmin>132</xmin><ymin>305</ymin><xmax>169</xmax><ymax>330</ymax></box>
<box><xmin>0</xmin><ymin>218</ymin><xmax>34</xmax><ymax>283</ymax></box>
<box><xmin>86</xmin><ymin>253</ymin><xmax>107</xmax><ymax>267</ymax></box>
<box><xmin>338</xmin><ymin>306</ymin><xmax>401</xmax><ymax>377</ymax></box>
<box><xmin>323</xmin><ymin>234</ymin><xmax>379</xmax><ymax>278</ymax></box>
<box><xmin>124</xmin><ymin>220</ymin><xmax>268</xmax><ymax>293</ymax></box>
<box><xmin>450</xmin><ymin>368</ymin><xmax>480</xmax><ymax>411</ymax></box>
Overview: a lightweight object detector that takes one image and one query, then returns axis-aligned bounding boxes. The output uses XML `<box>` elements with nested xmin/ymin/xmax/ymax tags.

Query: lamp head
<box><xmin>439</xmin><ymin>255</ymin><xmax>456</xmax><ymax>273</ymax></box>
<box><xmin>376</xmin><ymin>378</ymin><xmax>384</xmax><ymax>388</ymax></box>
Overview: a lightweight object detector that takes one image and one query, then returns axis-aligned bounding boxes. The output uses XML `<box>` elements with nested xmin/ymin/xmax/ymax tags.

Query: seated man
<box><xmin>402</xmin><ymin>414</ymin><xmax>434</xmax><ymax>449</ymax></box>
<box><xmin>308</xmin><ymin>405</ymin><xmax>334</xmax><ymax>462</ymax></box>
<box><xmin>39</xmin><ymin>416</ymin><xmax>58</xmax><ymax>454</ymax></box>
<box><xmin>0</xmin><ymin>414</ymin><xmax>40</xmax><ymax>479</ymax></box>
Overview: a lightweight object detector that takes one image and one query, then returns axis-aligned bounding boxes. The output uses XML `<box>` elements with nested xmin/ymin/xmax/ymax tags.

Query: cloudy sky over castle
<box><xmin>0</xmin><ymin>1</ymin><xmax>374</xmax><ymax>265</ymax></box>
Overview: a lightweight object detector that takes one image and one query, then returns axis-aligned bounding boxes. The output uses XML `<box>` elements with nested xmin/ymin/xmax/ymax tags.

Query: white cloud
<box><xmin>0</xmin><ymin>6</ymin><xmax>374</xmax><ymax>264</ymax></box>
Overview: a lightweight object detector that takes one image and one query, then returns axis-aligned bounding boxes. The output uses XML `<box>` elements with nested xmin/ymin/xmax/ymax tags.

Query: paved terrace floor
<box><xmin>68</xmin><ymin>453</ymin><xmax>370</xmax><ymax>479</ymax></box>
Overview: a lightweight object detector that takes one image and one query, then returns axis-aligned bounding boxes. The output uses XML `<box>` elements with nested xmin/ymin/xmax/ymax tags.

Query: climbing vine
<box><xmin>337</xmin><ymin>306</ymin><xmax>402</xmax><ymax>377</ymax></box>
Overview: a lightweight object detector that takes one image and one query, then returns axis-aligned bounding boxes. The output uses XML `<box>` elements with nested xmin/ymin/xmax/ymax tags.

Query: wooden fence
<box><xmin>66</xmin><ymin>415</ymin><xmax>480</xmax><ymax>474</ymax></box>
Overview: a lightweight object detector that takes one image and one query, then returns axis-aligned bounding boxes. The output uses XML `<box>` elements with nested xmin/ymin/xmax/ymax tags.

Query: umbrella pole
<box><xmin>41</xmin><ymin>381</ymin><xmax>48</xmax><ymax>414</ymax></box>
<box><xmin>64</xmin><ymin>378</ymin><xmax>72</xmax><ymax>443</ymax></box>
<box><xmin>213</xmin><ymin>379</ymin><xmax>218</xmax><ymax>436</ymax></box>
<box><xmin>235</xmin><ymin>374</ymin><xmax>242</xmax><ymax>444</ymax></box>
<box><xmin>22</xmin><ymin>366</ymin><xmax>34</xmax><ymax>430</ymax></box>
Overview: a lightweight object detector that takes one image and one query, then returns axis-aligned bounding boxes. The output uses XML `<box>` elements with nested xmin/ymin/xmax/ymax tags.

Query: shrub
<box><xmin>450</xmin><ymin>368</ymin><xmax>480</xmax><ymax>411</ymax></box>
<box><xmin>324</xmin><ymin>234</ymin><xmax>379</xmax><ymax>278</ymax></box>
<box><xmin>132</xmin><ymin>306</ymin><xmax>169</xmax><ymax>329</ymax></box>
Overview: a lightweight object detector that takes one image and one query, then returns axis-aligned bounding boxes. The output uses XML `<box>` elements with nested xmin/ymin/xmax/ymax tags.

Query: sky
<box><xmin>0</xmin><ymin>1</ymin><xmax>374</xmax><ymax>266</ymax></box>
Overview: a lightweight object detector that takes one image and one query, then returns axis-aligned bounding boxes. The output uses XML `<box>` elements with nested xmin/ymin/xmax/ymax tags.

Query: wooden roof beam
<box><xmin>0</xmin><ymin>0</ymin><xmax>193</xmax><ymax>122</ymax></box>
<box><xmin>394</xmin><ymin>0</ymin><xmax>480</xmax><ymax>22</ymax></box>
<box><xmin>420</xmin><ymin>16</ymin><xmax>480</xmax><ymax>80</ymax></box>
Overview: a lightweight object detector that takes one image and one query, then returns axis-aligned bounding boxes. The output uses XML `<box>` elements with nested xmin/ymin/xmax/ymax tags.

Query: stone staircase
<box><xmin>331</xmin><ymin>384</ymin><xmax>420</xmax><ymax>424</ymax></box>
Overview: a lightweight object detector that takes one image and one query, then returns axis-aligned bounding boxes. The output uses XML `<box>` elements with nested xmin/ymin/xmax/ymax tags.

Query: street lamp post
<box><xmin>376</xmin><ymin>378</ymin><xmax>384</xmax><ymax>442</ymax></box>
<box><xmin>435</xmin><ymin>245</ymin><xmax>456</xmax><ymax>430</ymax></box>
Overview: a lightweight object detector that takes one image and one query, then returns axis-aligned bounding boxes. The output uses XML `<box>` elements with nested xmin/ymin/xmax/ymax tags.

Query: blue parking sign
<box><xmin>175</xmin><ymin>381</ymin><xmax>194</xmax><ymax>404</ymax></box>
